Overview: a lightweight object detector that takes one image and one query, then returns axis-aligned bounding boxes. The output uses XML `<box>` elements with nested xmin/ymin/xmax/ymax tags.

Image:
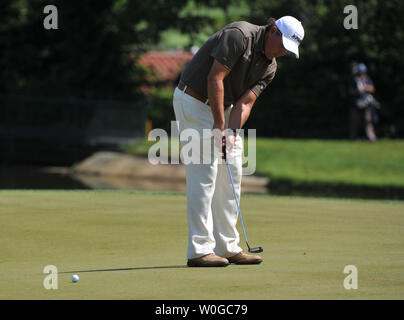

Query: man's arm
<box><xmin>207</xmin><ymin>59</ymin><xmax>230</xmax><ymax>132</ymax></box>
<box><xmin>228</xmin><ymin>90</ymin><xmax>258</xmax><ymax>130</ymax></box>
<box><xmin>224</xmin><ymin>89</ymin><xmax>257</xmax><ymax>154</ymax></box>
<box><xmin>364</xmin><ymin>82</ymin><xmax>375</xmax><ymax>94</ymax></box>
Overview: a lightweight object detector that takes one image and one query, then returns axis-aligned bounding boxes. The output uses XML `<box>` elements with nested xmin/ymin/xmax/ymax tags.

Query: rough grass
<box><xmin>255</xmin><ymin>139</ymin><xmax>404</xmax><ymax>187</ymax></box>
<box><xmin>122</xmin><ymin>138</ymin><xmax>404</xmax><ymax>188</ymax></box>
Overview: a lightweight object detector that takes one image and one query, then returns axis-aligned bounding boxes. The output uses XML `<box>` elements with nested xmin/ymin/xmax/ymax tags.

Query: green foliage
<box><xmin>0</xmin><ymin>0</ymin><xmax>217</xmax><ymax>100</ymax></box>
<box><xmin>1</xmin><ymin>0</ymin><xmax>139</xmax><ymax>99</ymax></box>
<box><xmin>243</xmin><ymin>0</ymin><xmax>404</xmax><ymax>138</ymax></box>
<box><xmin>1</xmin><ymin>0</ymin><xmax>403</xmax><ymax>138</ymax></box>
<box><xmin>147</xmin><ymin>0</ymin><xmax>404</xmax><ymax>139</ymax></box>
<box><xmin>145</xmin><ymin>87</ymin><xmax>176</xmax><ymax>133</ymax></box>
<box><xmin>153</xmin><ymin>0</ymin><xmax>250</xmax><ymax>49</ymax></box>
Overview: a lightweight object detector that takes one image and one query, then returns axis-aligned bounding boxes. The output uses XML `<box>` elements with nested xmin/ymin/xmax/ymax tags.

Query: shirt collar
<box><xmin>255</xmin><ymin>26</ymin><xmax>273</xmax><ymax>63</ymax></box>
<box><xmin>255</xmin><ymin>26</ymin><xmax>266</xmax><ymax>55</ymax></box>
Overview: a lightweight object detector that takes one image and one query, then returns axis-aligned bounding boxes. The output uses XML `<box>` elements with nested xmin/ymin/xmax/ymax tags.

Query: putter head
<box><xmin>248</xmin><ymin>246</ymin><xmax>263</xmax><ymax>253</ymax></box>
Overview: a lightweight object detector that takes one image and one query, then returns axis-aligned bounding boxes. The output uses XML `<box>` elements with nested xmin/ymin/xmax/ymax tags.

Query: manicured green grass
<box><xmin>1</xmin><ymin>190</ymin><xmax>403</xmax><ymax>299</ymax></box>
<box><xmin>122</xmin><ymin>138</ymin><xmax>404</xmax><ymax>188</ymax></box>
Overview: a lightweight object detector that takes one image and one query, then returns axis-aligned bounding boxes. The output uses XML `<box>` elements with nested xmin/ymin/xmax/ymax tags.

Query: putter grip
<box><xmin>222</xmin><ymin>141</ymin><xmax>226</xmax><ymax>161</ymax></box>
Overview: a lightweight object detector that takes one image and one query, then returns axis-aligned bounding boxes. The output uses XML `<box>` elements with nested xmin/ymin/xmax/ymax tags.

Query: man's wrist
<box><xmin>231</xmin><ymin>128</ymin><xmax>239</xmax><ymax>136</ymax></box>
<box><xmin>212</xmin><ymin>121</ymin><xmax>226</xmax><ymax>132</ymax></box>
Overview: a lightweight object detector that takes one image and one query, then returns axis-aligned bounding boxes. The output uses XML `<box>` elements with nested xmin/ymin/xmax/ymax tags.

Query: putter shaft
<box><xmin>223</xmin><ymin>144</ymin><xmax>263</xmax><ymax>253</ymax></box>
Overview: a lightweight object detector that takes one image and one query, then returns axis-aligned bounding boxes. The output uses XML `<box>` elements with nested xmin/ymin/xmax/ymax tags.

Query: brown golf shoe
<box><xmin>228</xmin><ymin>251</ymin><xmax>263</xmax><ymax>265</ymax></box>
<box><xmin>187</xmin><ymin>253</ymin><xmax>230</xmax><ymax>267</ymax></box>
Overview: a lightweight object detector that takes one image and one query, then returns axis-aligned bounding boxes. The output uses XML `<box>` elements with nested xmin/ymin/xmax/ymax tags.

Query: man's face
<box><xmin>264</xmin><ymin>26</ymin><xmax>288</xmax><ymax>60</ymax></box>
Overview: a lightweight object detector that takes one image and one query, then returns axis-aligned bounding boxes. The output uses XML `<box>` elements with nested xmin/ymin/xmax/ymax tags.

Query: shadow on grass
<box><xmin>268</xmin><ymin>178</ymin><xmax>404</xmax><ymax>200</ymax></box>
<box><xmin>60</xmin><ymin>265</ymin><xmax>188</xmax><ymax>274</ymax></box>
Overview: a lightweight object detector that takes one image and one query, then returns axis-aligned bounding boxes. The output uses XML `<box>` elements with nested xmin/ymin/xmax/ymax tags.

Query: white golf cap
<box><xmin>275</xmin><ymin>16</ymin><xmax>304</xmax><ymax>58</ymax></box>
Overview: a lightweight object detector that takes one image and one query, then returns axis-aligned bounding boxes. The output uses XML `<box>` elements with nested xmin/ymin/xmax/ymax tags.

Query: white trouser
<box><xmin>173</xmin><ymin>87</ymin><xmax>243</xmax><ymax>259</ymax></box>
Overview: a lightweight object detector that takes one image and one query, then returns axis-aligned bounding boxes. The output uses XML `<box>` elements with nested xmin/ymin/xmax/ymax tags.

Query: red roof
<box><xmin>138</xmin><ymin>51</ymin><xmax>194</xmax><ymax>82</ymax></box>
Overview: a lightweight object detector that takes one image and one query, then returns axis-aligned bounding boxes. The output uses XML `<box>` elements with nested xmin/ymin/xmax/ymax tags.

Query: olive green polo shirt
<box><xmin>180</xmin><ymin>21</ymin><xmax>277</xmax><ymax>106</ymax></box>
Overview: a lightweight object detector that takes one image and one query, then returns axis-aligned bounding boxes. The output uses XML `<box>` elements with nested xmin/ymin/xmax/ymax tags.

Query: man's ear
<box><xmin>265</xmin><ymin>28</ymin><xmax>273</xmax><ymax>40</ymax></box>
<box><xmin>269</xmin><ymin>25</ymin><xmax>277</xmax><ymax>34</ymax></box>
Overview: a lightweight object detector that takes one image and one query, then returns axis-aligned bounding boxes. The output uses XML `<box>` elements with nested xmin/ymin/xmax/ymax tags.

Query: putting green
<box><xmin>0</xmin><ymin>190</ymin><xmax>403</xmax><ymax>299</ymax></box>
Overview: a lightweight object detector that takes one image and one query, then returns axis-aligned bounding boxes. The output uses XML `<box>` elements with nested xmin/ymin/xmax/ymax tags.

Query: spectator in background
<box><xmin>348</xmin><ymin>62</ymin><xmax>381</xmax><ymax>142</ymax></box>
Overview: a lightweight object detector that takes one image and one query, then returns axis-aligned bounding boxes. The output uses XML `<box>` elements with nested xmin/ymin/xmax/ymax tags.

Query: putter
<box><xmin>222</xmin><ymin>143</ymin><xmax>263</xmax><ymax>253</ymax></box>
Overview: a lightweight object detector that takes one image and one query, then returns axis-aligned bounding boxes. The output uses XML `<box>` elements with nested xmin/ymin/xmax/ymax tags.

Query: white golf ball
<box><xmin>72</xmin><ymin>274</ymin><xmax>79</xmax><ymax>283</ymax></box>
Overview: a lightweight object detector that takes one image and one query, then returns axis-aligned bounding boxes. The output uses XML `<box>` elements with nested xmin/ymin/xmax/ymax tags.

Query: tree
<box><xmin>243</xmin><ymin>0</ymin><xmax>404</xmax><ymax>138</ymax></box>
<box><xmin>0</xmin><ymin>0</ymin><xmax>219</xmax><ymax>100</ymax></box>
<box><xmin>1</xmin><ymin>0</ymin><xmax>403</xmax><ymax>138</ymax></box>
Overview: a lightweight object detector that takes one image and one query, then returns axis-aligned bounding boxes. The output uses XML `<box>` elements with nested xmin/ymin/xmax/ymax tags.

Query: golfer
<box><xmin>173</xmin><ymin>16</ymin><xmax>305</xmax><ymax>267</ymax></box>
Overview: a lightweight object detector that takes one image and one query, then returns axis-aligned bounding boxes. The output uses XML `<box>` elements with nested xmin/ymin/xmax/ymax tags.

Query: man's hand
<box><xmin>224</xmin><ymin>129</ymin><xmax>237</xmax><ymax>155</ymax></box>
<box><xmin>364</xmin><ymin>84</ymin><xmax>375</xmax><ymax>94</ymax></box>
<box><xmin>212</xmin><ymin>127</ymin><xmax>224</xmax><ymax>152</ymax></box>
<box><xmin>216</xmin><ymin>129</ymin><xmax>237</xmax><ymax>161</ymax></box>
